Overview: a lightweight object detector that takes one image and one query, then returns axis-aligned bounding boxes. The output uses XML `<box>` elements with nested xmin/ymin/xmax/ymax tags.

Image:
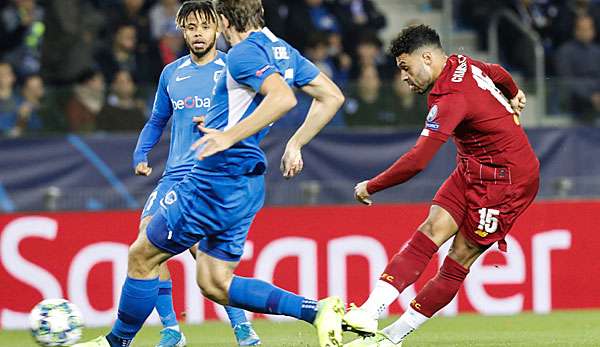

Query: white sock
<box><xmin>165</xmin><ymin>325</ymin><xmax>180</xmax><ymax>332</ymax></box>
<box><xmin>382</xmin><ymin>306</ymin><xmax>429</xmax><ymax>344</ymax></box>
<box><xmin>360</xmin><ymin>280</ymin><xmax>400</xmax><ymax>319</ymax></box>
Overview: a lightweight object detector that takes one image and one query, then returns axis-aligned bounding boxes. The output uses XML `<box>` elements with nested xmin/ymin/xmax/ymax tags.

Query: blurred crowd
<box><xmin>459</xmin><ymin>0</ymin><xmax>600</xmax><ymax>122</ymax></box>
<box><xmin>0</xmin><ymin>0</ymin><xmax>431</xmax><ymax>137</ymax></box>
<box><xmin>2</xmin><ymin>0</ymin><xmax>600</xmax><ymax>138</ymax></box>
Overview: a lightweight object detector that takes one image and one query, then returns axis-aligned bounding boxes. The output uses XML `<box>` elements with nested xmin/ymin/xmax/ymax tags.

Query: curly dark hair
<box><xmin>389</xmin><ymin>24</ymin><xmax>442</xmax><ymax>57</ymax></box>
<box><xmin>176</xmin><ymin>0</ymin><xmax>217</xmax><ymax>29</ymax></box>
<box><xmin>215</xmin><ymin>0</ymin><xmax>264</xmax><ymax>32</ymax></box>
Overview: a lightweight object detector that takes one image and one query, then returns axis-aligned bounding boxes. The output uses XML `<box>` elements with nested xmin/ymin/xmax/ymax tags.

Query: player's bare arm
<box><xmin>280</xmin><ymin>72</ymin><xmax>345</xmax><ymax>179</ymax></box>
<box><xmin>192</xmin><ymin>73</ymin><xmax>297</xmax><ymax>159</ymax></box>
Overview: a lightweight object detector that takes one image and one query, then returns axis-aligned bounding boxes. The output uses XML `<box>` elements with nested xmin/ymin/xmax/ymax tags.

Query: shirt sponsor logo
<box><xmin>171</xmin><ymin>96</ymin><xmax>211</xmax><ymax>110</ymax></box>
<box><xmin>451</xmin><ymin>55</ymin><xmax>468</xmax><ymax>83</ymax></box>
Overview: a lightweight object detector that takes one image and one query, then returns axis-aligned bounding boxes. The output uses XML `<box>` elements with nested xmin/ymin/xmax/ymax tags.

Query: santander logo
<box><xmin>171</xmin><ymin>96</ymin><xmax>211</xmax><ymax>110</ymax></box>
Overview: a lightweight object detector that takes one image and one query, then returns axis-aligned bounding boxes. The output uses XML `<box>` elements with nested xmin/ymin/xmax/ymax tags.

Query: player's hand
<box><xmin>280</xmin><ymin>143</ymin><xmax>303</xmax><ymax>179</ymax></box>
<box><xmin>192</xmin><ymin>116</ymin><xmax>205</xmax><ymax>130</ymax></box>
<box><xmin>354</xmin><ymin>180</ymin><xmax>373</xmax><ymax>206</ymax></box>
<box><xmin>191</xmin><ymin>125</ymin><xmax>234</xmax><ymax>160</ymax></box>
<box><xmin>135</xmin><ymin>162</ymin><xmax>152</xmax><ymax>176</ymax></box>
<box><xmin>509</xmin><ymin>89</ymin><xmax>526</xmax><ymax>116</ymax></box>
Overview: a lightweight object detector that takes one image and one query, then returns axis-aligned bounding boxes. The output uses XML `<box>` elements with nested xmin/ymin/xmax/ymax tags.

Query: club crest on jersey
<box><xmin>164</xmin><ymin>191</ymin><xmax>177</xmax><ymax>205</ymax></box>
<box><xmin>425</xmin><ymin>105</ymin><xmax>440</xmax><ymax>130</ymax></box>
<box><xmin>213</xmin><ymin>70</ymin><xmax>223</xmax><ymax>83</ymax></box>
<box><xmin>159</xmin><ymin>190</ymin><xmax>177</xmax><ymax>209</ymax></box>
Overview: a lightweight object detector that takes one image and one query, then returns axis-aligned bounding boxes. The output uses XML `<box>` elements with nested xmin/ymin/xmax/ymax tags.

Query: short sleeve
<box><xmin>228</xmin><ymin>44</ymin><xmax>277</xmax><ymax>92</ymax></box>
<box><xmin>293</xmin><ymin>50</ymin><xmax>320</xmax><ymax>88</ymax></box>
<box><xmin>421</xmin><ymin>93</ymin><xmax>468</xmax><ymax>142</ymax></box>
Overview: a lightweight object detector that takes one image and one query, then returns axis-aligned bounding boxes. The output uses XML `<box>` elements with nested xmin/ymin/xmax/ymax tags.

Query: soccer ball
<box><xmin>29</xmin><ymin>298</ymin><xmax>84</xmax><ymax>346</ymax></box>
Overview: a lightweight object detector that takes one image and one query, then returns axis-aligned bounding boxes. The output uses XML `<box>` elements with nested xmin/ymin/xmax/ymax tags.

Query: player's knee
<box><xmin>127</xmin><ymin>239</ymin><xmax>154</xmax><ymax>277</ymax></box>
<box><xmin>418</xmin><ymin>217</ymin><xmax>450</xmax><ymax>241</ymax></box>
<box><xmin>128</xmin><ymin>244</ymin><xmax>148</xmax><ymax>276</ymax></box>
<box><xmin>447</xmin><ymin>240</ymin><xmax>483</xmax><ymax>267</ymax></box>
<box><xmin>198</xmin><ymin>279</ymin><xmax>228</xmax><ymax>305</ymax></box>
<box><xmin>138</xmin><ymin>217</ymin><xmax>151</xmax><ymax>235</ymax></box>
<box><xmin>188</xmin><ymin>245</ymin><xmax>197</xmax><ymax>259</ymax></box>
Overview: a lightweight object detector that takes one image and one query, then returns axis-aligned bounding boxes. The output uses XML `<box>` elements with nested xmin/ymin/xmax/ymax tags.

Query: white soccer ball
<box><xmin>29</xmin><ymin>298</ymin><xmax>84</xmax><ymax>346</ymax></box>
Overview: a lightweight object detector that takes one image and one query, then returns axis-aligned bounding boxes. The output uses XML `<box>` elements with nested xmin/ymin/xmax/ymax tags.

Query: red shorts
<box><xmin>432</xmin><ymin>166</ymin><xmax>539</xmax><ymax>251</ymax></box>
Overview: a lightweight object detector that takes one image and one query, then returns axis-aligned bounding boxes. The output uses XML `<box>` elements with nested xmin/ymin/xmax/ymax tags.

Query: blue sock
<box><xmin>106</xmin><ymin>277</ymin><xmax>159</xmax><ymax>347</ymax></box>
<box><xmin>156</xmin><ymin>280</ymin><xmax>179</xmax><ymax>328</ymax></box>
<box><xmin>228</xmin><ymin>276</ymin><xmax>318</xmax><ymax>324</ymax></box>
<box><xmin>224</xmin><ymin>305</ymin><xmax>248</xmax><ymax>328</ymax></box>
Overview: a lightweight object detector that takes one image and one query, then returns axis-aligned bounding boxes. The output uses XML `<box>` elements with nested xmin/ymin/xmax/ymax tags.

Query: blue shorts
<box><xmin>146</xmin><ymin>172</ymin><xmax>265</xmax><ymax>262</ymax></box>
<box><xmin>141</xmin><ymin>175</ymin><xmax>184</xmax><ymax>219</ymax></box>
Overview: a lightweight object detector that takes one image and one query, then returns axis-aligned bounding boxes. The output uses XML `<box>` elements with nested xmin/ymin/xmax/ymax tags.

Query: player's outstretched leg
<box><xmin>196</xmin><ymin>252</ymin><xmax>344</xmax><ymax>347</ymax></box>
<box><xmin>344</xmin><ymin>233</ymin><xmax>483</xmax><ymax>347</ymax></box>
<box><xmin>343</xmin><ymin>206</ymin><xmax>457</xmax><ymax>337</ymax></box>
<box><xmin>74</xmin><ymin>214</ymin><xmax>175</xmax><ymax>347</ymax></box>
<box><xmin>226</xmin><ymin>276</ymin><xmax>344</xmax><ymax>347</ymax></box>
<box><xmin>224</xmin><ymin>306</ymin><xmax>262</xmax><ymax>346</ymax></box>
<box><xmin>343</xmin><ymin>230</ymin><xmax>439</xmax><ymax>336</ymax></box>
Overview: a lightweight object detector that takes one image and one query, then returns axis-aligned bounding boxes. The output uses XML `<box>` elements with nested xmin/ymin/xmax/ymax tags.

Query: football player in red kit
<box><xmin>343</xmin><ymin>25</ymin><xmax>539</xmax><ymax>346</ymax></box>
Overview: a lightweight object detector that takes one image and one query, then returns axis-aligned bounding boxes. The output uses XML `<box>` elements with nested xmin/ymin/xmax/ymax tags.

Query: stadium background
<box><xmin>1</xmin><ymin>0</ymin><xmax>600</xmax><ymax>338</ymax></box>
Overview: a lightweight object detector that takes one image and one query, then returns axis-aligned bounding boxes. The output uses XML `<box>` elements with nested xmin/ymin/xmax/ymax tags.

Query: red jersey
<box><xmin>368</xmin><ymin>55</ymin><xmax>539</xmax><ymax>194</ymax></box>
<box><xmin>424</xmin><ymin>54</ymin><xmax>539</xmax><ymax>184</ymax></box>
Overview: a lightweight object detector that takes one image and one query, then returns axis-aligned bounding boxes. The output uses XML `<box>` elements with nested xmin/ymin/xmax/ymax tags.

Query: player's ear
<box><xmin>422</xmin><ymin>51</ymin><xmax>433</xmax><ymax>66</ymax></box>
<box><xmin>219</xmin><ymin>14</ymin><xmax>229</xmax><ymax>29</ymax></box>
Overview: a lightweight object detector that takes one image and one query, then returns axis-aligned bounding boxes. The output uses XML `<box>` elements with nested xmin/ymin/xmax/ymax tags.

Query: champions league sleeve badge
<box><xmin>425</xmin><ymin>105</ymin><xmax>440</xmax><ymax>130</ymax></box>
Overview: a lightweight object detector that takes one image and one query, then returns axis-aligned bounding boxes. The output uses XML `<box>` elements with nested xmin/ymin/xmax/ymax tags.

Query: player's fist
<box><xmin>354</xmin><ymin>180</ymin><xmax>373</xmax><ymax>206</ymax></box>
<box><xmin>135</xmin><ymin>162</ymin><xmax>152</xmax><ymax>176</ymax></box>
<box><xmin>192</xmin><ymin>116</ymin><xmax>205</xmax><ymax>130</ymax></box>
<box><xmin>510</xmin><ymin>89</ymin><xmax>526</xmax><ymax>116</ymax></box>
<box><xmin>281</xmin><ymin>143</ymin><xmax>303</xmax><ymax>179</ymax></box>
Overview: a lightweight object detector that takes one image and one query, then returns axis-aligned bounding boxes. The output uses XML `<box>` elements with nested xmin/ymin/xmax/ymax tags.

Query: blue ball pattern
<box><xmin>29</xmin><ymin>299</ymin><xmax>84</xmax><ymax>346</ymax></box>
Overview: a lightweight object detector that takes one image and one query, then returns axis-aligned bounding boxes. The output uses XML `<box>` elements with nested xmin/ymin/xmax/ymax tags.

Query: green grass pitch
<box><xmin>4</xmin><ymin>310</ymin><xmax>600</xmax><ymax>346</ymax></box>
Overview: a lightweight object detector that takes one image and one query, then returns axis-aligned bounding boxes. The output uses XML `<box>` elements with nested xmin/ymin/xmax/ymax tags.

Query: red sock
<box><xmin>410</xmin><ymin>256</ymin><xmax>469</xmax><ymax>317</ymax></box>
<box><xmin>380</xmin><ymin>231</ymin><xmax>439</xmax><ymax>292</ymax></box>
